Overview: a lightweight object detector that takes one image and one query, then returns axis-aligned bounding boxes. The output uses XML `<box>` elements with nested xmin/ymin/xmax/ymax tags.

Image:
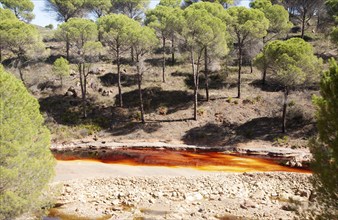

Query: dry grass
<box><xmin>1</xmin><ymin>35</ymin><xmax>325</xmax><ymax>146</ymax></box>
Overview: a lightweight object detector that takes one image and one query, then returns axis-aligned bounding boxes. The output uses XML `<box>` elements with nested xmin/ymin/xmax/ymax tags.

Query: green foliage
<box><xmin>111</xmin><ymin>0</ymin><xmax>150</xmax><ymax>20</ymax></box>
<box><xmin>0</xmin><ymin>19</ymin><xmax>48</xmax><ymax>82</ymax></box>
<box><xmin>251</xmin><ymin>0</ymin><xmax>292</xmax><ymax>42</ymax></box>
<box><xmin>0</xmin><ymin>0</ymin><xmax>35</xmax><ymax>22</ymax></box>
<box><xmin>311</xmin><ymin>58</ymin><xmax>338</xmax><ymax>217</ymax></box>
<box><xmin>57</xmin><ymin>18</ymin><xmax>98</xmax><ymax>50</ymax></box>
<box><xmin>250</xmin><ymin>0</ymin><xmax>272</xmax><ymax>10</ymax></box>
<box><xmin>145</xmin><ymin>5</ymin><xmax>184</xmax><ymax>39</ymax></box>
<box><xmin>183</xmin><ymin>4</ymin><xmax>227</xmax><ymax>51</ymax></box>
<box><xmin>225</xmin><ymin>6</ymin><xmax>269</xmax><ymax>42</ymax></box>
<box><xmin>98</xmin><ymin>13</ymin><xmax>139</xmax><ymax>53</ymax></box>
<box><xmin>53</xmin><ymin>57</ymin><xmax>70</xmax><ymax>86</ymax></box>
<box><xmin>326</xmin><ymin>0</ymin><xmax>338</xmax><ymax>22</ymax></box>
<box><xmin>0</xmin><ymin>19</ymin><xmax>47</xmax><ymax>59</ymax></box>
<box><xmin>86</xmin><ymin>0</ymin><xmax>112</xmax><ymax>18</ymax></box>
<box><xmin>331</xmin><ymin>27</ymin><xmax>338</xmax><ymax>45</ymax></box>
<box><xmin>159</xmin><ymin>0</ymin><xmax>181</xmax><ymax>7</ymax></box>
<box><xmin>45</xmin><ymin>0</ymin><xmax>87</xmax><ymax>22</ymax></box>
<box><xmin>0</xmin><ymin>65</ymin><xmax>55</xmax><ymax>219</ymax></box>
<box><xmin>274</xmin><ymin>135</ymin><xmax>289</xmax><ymax>146</ymax></box>
<box><xmin>130</xmin><ymin>25</ymin><xmax>158</xmax><ymax>59</ymax></box>
<box><xmin>45</xmin><ymin>24</ymin><xmax>54</xmax><ymax>29</ymax></box>
<box><xmin>257</xmin><ymin>38</ymin><xmax>322</xmax><ymax>88</ymax></box>
<box><xmin>0</xmin><ymin>8</ymin><xmax>17</xmax><ymax>21</ymax></box>
<box><xmin>183</xmin><ymin>0</ymin><xmax>233</xmax><ymax>8</ymax></box>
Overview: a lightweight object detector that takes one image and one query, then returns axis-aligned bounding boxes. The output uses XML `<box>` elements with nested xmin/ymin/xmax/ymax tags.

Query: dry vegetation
<box><xmin>4</xmin><ymin>27</ymin><xmax>336</xmax><ymax>149</ymax></box>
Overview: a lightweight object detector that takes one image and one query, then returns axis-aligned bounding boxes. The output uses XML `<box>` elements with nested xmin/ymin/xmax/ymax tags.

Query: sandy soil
<box><xmin>55</xmin><ymin>161</ymin><xmax>213</xmax><ymax>182</ymax></box>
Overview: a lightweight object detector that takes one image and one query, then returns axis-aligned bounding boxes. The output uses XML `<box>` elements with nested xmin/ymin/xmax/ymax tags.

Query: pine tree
<box><xmin>0</xmin><ymin>65</ymin><xmax>55</xmax><ymax>219</ymax></box>
<box><xmin>310</xmin><ymin>58</ymin><xmax>338</xmax><ymax>218</ymax></box>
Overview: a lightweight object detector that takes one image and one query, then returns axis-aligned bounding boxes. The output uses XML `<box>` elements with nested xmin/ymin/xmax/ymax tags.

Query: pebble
<box><xmin>54</xmin><ymin>173</ymin><xmax>315</xmax><ymax>220</ymax></box>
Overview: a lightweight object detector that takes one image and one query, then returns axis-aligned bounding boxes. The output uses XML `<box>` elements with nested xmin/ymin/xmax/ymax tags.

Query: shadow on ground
<box><xmin>39</xmin><ymin>95</ymin><xmax>112</xmax><ymax>128</ymax></box>
<box><xmin>115</xmin><ymin>87</ymin><xmax>195</xmax><ymax>114</ymax></box>
<box><xmin>182</xmin><ymin>116</ymin><xmax>316</xmax><ymax>147</ymax></box>
<box><xmin>99</xmin><ymin>72</ymin><xmax>138</xmax><ymax>87</ymax></box>
<box><xmin>182</xmin><ymin>123</ymin><xmax>230</xmax><ymax>146</ymax></box>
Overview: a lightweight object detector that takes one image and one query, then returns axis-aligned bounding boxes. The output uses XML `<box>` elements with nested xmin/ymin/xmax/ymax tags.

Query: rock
<box><xmin>281</xmin><ymin>204</ymin><xmax>298</xmax><ymax>211</ymax></box>
<box><xmin>111</xmin><ymin>199</ymin><xmax>119</xmax><ymax>205</ymax></box>
<box><xmin>240</xmin><ymin>199</ymin><xmax>257</xmax><ymax>209</ymax></box>
<box><xmin>65</xmin><ymin>86</ymin><xmax>77</xmax><ymax>98</ymax></box>
<box><xmin>251</xmin><ymin>190</ymin><xmax>265</xmax><ymax>200</ymax></box>
<box><xmin>70</xmin><ymin>69</ymin><xmax>76</xmax><ymax>76</ymax></box>
<box><xmin>184</xmin><ymin>192</ymin><xmax>203</xmax><ymax>202</ymax></box>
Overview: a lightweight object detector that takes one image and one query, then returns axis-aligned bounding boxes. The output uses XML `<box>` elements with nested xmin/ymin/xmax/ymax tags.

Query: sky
<box><xmin>31</xmin><ymin>0</ymin><xmax>251</xmax><ymax>28</ymax></box>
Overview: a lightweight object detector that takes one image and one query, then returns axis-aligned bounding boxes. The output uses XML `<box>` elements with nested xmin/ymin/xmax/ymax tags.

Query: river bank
<box><xmin>50</xmin><ymin>172</ymin><xmax>316</xmax><ymax>220</ymax></box>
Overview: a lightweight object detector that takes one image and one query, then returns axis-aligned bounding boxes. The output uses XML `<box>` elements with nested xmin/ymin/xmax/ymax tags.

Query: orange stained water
<box><xmin>54</xmin><ymin>148</ymin><xmax>311</xmax><ymax>173</ymax></box>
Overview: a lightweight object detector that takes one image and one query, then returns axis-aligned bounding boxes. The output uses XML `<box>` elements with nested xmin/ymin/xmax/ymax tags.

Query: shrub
<box><xmin>0</xmin><ymin>66</ymin><xmax>55</xmax><ymax>219</ymax></box>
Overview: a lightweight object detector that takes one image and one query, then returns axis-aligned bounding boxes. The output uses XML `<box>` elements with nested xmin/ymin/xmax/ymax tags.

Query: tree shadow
<box><xmin>145</xmin><ymin>58</ymin><xmax>184</xmax><ymax>67</ymax></box>
<box><xmin>37</xmin><ymin>80</ymin><xmax>61</xmax><ymax>91</ymax></box>
<box><xmin>99</xmin><ymin>72</ymin><xmax>138</xmax><ymax>87</ymax></box>
<box><xmin>45</xmin><ymin>54</ymin><xmax>64</xmax><ymax>64</ymax></box>
<box><xmin>171</xmin><ymin>71</ymin><xmax>190</xmax><ymax>77</ymax></box>
<box><xmin>112</xmin><ymin>57</ymin><xmax>134</xmax><ymax>66</ymax></box>
<box><xmin>232</xmin><ymin>117</ymin><xmax>282</xmax><ymax>143</ymax></box>
<box><xmin>229</xmin><ymin>116</ymin><xmax>316</xmax><ymax>145</ymax></box>
<box><xmin>115</xmin><ymin>87</ymin><xmax>195</xmax><ymax>114</ymax></box>
<box><xmin>249</xmin><ymin>79</ymin><xmax>284</xmax><ymax>92</ymax></box>
<box><xmin>184</xmin><ymin>72</ymin><xmax>232</xmax><ymax>90</ymax></box>
<box><xmin>39</xmin><ymin>95</ymin><xmax>112</xmax><ymax>128</ymax></box>
<box><xmin>110</xmin><ymin>121</ymin><xmax>162</xmax><ymax>136</ymax></box>
<box><xmin>182</xmin><ymin>123</ymin><xmax>229</xmax><ymax>146</ymax></box>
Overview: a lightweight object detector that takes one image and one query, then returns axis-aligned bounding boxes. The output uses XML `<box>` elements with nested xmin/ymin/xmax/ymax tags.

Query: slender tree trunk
<box><xmin>117</xmin><ymin>46</ymin><xmax>123</xmax><ymax>107</ymax></box>
<box><xmin>171</xmin><ymin>34</ymin><xmax>175</xmax><ymax>65</ymax></box>
<box><xmin>0</xmin><ymin>47</ymin><xmax>2</xmax><ymax>63</ymax></box>
<box><xmin>237</xmin><ymin>44</ymin><xmax>242</xmax><ymax>98</ymax></box>
<box><xmin>282</xmin><ymin>87</ymin><xmax>289</xmax><ymax>133</ymax></box>
<box><xmin>204</xmin><ymin>47</ymin><xmax>210</xmax><ymax>101</ymax></box>
<box><xmin>262</xmin><ymin>68</ymin><xmax>267</xmax><ymax>86</ymax></box>
<box><xmin>301</xmin><ymin>10</ymin><xmax>306</xmax><ymax>39</ymax></box>
<box><xmin>17</xmin><ymin>60</ymin><xmax>26</xmax><ymax>86</ymax></box>
<box><xmin>136</xmin><ymin>60</ymin><xmax>145</xmax><ymax>123</ymax></box>
<box><xmin>18</xmin><ymin>66</ymin><xmax>25</xmax><ymax>86</ymax></box>
<box><xmin>60</xmin><ymin>76</ymin><xmax>63</xmax><ymax>88</ymax></box>
<box><xmin>66</xmin><ymin>41</ymin><xmax>70</xmax><ymax>60</ymax></box>
<box><xmin>250</xmin><ymin>60</ymin><xmax>253</xmax><ymax>74</ymax></box>
<box><xmin>131</xmin><ymin>47</ymin><xmax>134</xmax><ymax>63</ymax></box>
<box><xmin>162</xmin><ymin>36</ymin><xmax>166</xmax><ymax>83</ymax></box>
<box><xmin>79</xmin><ymin>63</ymin><xmax>87</xmax><ymax>118</ymax></box>
<box><xmin>190</xmin><ymin>46</ymin><xmax>197</xmax><ymax>120</ymax></box>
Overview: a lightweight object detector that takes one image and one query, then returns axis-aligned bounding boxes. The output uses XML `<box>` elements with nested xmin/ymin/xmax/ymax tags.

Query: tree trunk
<box><xmin>171</xmin><ymin>34</ymin><xmax>175</xmax><ymax>65</ymax></box>
<box><xmin>131</xmin><ymin>47</ymin><xmax>134</xmax><ymax>63</ymax></box>
<box><xmin>250</xmin><ymin>60</ymin><xmax>253</xmax><ymax>74</ymax></box>
<box><xmin>282</xmin><ymin>87</ymin><xmax>289</xmax><ymax>133</ymax></box>
<box><xmin>262</xmin><ymin>68</ymin><xmax>267</xmax><ymax>86</ymax></box>
<box><xmin>237</xmin><ymin>44</ymin><xmax>242</xmax><ymax>98</ymax></box>
<box><xmin>162</xmin><ymin>36</ymin><xmax>166</xmax><ymax>83</ymax></box>
<box><xmin>17</xmin><ymin>60</ymin><xmax>26</xmax><ymax>86</ymax></box>
<box><xmin>0</xmin><ymin>47</ymin><xmax>2</xmax><ymax>63</ymax></box>
<box><xmin>301</xmin><ymin>10</ymin><xmax>306</xmax><ymax>39</ymax></box>
<box><xmin>18</xmin><ymin>66</ymin><xmax>25</xmax><ymax>86</ymax></box>
<box><xmin>137</xmin><ymin>61</ymin><xmax>145</xmax><ymax>123</ymax></box>
<box><xmin>117</xmin><ymin>46</ymin><xmax>123</xmax><ymax>107</ymax></box>
<box><xmin>190</xmin><ymin>46</ymin><xmax>197</xmax><ymax>121</ymax></box>
<box><xmin>66</xmin><ymin>41</ymin><xmax>70</xmax><ymax>60</ymax></box>
<box><xmin>60</xmin><ymin>76</ymin><xmax>63</xmax><ymax>88</ymax></box>
<box><xmin>204</xmin><ymin>47</ymin><xmax>210</xmax><ymax>101</ymax></box>
<box><xmin>79</xmin><ymin>63</ymin><xmax>87</xmax><ymax>118</ymax></box>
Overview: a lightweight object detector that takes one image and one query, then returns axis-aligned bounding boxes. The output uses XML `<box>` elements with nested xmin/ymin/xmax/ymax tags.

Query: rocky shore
<box><xmin>50</xmin><ymin>172</ymin><xmax>317</xmax><ymax>220</ymax></box>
